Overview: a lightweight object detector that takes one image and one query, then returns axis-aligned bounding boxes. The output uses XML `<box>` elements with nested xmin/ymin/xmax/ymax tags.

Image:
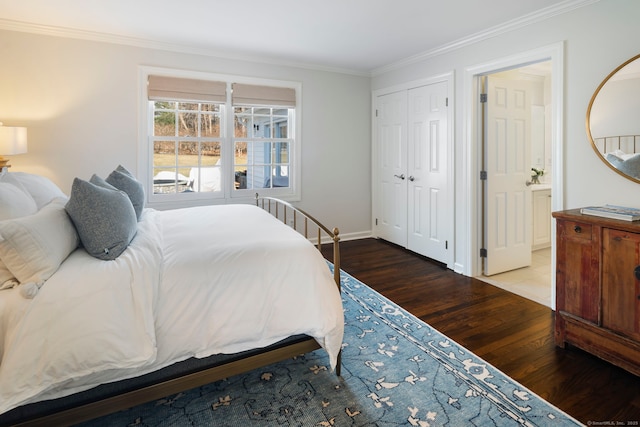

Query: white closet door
<box><xmin>484</xmin><ymin>76</ymin><xmax>532</xmax><ymax>275</ymax></box>
<box><xmin>375</xmin><ymin>90</ymin><xmax>407</xmax><ymax>247</ymax></box>
<box><xmin>407</xmin><ymin>82</ymin><xmax>449</xmax><ymax>263</ymax></box>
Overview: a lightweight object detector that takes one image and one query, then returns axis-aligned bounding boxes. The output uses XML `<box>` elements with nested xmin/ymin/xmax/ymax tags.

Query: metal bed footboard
<box><xmin>256</xmin><ymin>195</ymin><xmax>343</xmax><ymax>376</ymax></box>
<box><xmin>255</xmin><ymin>194</ymin><xmax>341</xmax><ymax>292</ymax></box>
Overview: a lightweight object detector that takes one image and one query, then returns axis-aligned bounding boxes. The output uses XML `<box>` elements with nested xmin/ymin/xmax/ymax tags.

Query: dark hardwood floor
<box><xmin>324</xmin><ymin>238</ymin><xmax>640</xmax><ymax>425</ymax></box>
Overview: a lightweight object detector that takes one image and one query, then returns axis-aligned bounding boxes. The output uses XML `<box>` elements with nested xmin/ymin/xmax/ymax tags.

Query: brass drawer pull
<box><xmin>574</xmin><ymin>225</ymin><xmax>582</xmax><ymax>233</ymax></box>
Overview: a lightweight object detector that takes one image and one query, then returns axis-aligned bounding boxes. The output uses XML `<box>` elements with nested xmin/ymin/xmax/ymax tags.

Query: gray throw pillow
<box><xmin>618</xmin><ymin>153</ymin><xmax>640</xmax><ymax>179</ymax></box>
<box><xmin>65</xmin><ymin>177</ymin><xmax>137</xmax><ymax>260</ymax></box>
<box><xmin>106</xmin><ymin>165</ymin><xmax>145</xmax><ymax>220</ymax></box>
<box><xmin>606</xmin><ymin>152</ymin><xmax>624</xmax><ymax>169</ymax></box>
<box><xmin>90</xmin><ymin>173</ymin><xmax>118</xmax><ymax>191</ymax></box>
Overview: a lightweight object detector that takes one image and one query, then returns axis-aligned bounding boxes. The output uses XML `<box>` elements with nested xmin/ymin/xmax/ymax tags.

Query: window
<box><xmin>142</xmin><ymin>70</ymin><xmax>300</xmax><ymax>205</ymax></box>
<box><xmin>152</xmin><ymin>101</ymin><xmax>223</xmax><ymax>194</ymax></box>
<box><xmin>231</xmin><ymin>83</ymin><xmax>296</xmax><ymax>193</ymax></box>
<box><xmin>233</xmin><ymin>106</ymin><xmax>293</xmax><ymax>190</ymax></box>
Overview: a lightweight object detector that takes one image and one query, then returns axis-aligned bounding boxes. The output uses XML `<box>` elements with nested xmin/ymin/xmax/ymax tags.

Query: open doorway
<box><xmin>480</xmin><ymin>61</ymin><xmax>552</xmax><ymax>307</ymax></box>
<box><xmin>466</xmin><ymin>43</ymin><xmax>564</xmax><ymax>310</ymax></box>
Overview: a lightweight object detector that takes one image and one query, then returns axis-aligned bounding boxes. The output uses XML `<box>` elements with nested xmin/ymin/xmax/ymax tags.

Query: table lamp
<box><xmin>0</xmin><ymin>123</ymin><xmax>28</xmax><ymax>169</ymax></box>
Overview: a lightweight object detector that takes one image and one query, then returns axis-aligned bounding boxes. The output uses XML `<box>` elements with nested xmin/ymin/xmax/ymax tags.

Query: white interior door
<box><xmin>484</xmin><ymin>76</ymin><xmax>532</xmax><ymax>275</ymax></box>
<box><xmin>407</xmin><ymin>82</ymin><xmax>448</xmax><ymax>263</ymax></box>
<box><xmin>375</xmin><ymin>91</ymin><xmax>407</xmax><ymax>247</ymax></box>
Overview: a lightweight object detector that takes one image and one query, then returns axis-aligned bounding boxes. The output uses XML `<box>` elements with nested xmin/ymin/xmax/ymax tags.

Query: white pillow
<box><xmin>0</xmin><ymin>198</ymin><xmax>79</xmax><ymax>285</ymax></box>
<box><xmin>10</xmin><ymin>172</ymin><xmax>67</xmax><ymax>209</ymax></box>
<box><xmin>609</xmin><ymin>149</ymin><xmax>636</xmax><ymax>161</ymax></box>
<box><xmin>0</xmin><ymin>181</ymin><xmax>38</xmax><ymax>289</ymax></box>
<box><xmin>0</xmin><ymin>182</ymin><xmax>37</xmax><ymax>221</ymax></box>
<box><xmin>0</xmin><ymin>172</ymin><xmax>29</xmax><ymax>193</ymax></box>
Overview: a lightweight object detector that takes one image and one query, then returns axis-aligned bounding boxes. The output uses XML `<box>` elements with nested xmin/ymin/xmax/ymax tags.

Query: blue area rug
<box><xmin>83</xmin><ymin>268</ymin><xmax>582</xmax><ymax>426</ymax></box>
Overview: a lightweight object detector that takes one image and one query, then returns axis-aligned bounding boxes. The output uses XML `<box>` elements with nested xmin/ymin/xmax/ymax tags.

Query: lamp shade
<box><xmin>0</xmin><ymin>126</ymin><xmax>28</xmax><ymax>155</ymax></box>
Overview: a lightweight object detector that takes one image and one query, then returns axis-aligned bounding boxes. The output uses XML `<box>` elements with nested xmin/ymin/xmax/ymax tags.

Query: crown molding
<box><xmin>371</xmin><ymin>0</ymin><xmax>599</xmax><ymax>76</ymax></box>
<box><xmin>0</xmin><ymin>18</ymin><xmax>370</xmax><ymax>77</ymax></box>
<box><xmin>0</xmin><ymin>0</ymin><xmax>598</xmax><ymax>78</ymax></box>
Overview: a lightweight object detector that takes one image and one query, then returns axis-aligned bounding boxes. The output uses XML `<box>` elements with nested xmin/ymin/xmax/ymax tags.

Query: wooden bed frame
<box><xmin>3</xmin><ymin>196</ymin><xmax>341</xmax><ymax>427</ymax></box>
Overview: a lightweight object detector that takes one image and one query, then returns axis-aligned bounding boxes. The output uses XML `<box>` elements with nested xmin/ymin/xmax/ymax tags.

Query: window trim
<box><xmin>138</xmin><ymin>66</ymin><xmax>302</xmax><ymax>209</ymax></box>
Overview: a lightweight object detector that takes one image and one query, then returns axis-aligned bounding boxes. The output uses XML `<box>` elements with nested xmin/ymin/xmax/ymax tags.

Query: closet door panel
<box><xmin>375</xmin><ymin>91</ymin><xmax>407</xmax><ymax>246</ymax></box>
<box><xmin>407</xmin><ymin>82</ymin><xmax>448</xmax><ymax>263</ymax></box>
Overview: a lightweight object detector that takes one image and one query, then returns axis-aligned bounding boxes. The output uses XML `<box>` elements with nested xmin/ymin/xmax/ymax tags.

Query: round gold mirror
<box><xmin>587</xmin><ymin>53</ymin><xmax>640</xmax><ymax>183</ymax></box>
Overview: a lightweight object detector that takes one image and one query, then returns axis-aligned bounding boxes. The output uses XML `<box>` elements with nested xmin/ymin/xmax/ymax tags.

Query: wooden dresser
<box><xmin>553</xmin><ymin>208</ymin><xmax>640</xmax><ymax>376</ymax></box>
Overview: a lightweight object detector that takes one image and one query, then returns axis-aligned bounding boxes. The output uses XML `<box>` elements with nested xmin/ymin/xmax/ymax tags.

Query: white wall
<box><xmin>372</xmin><ymin>0</ymin><xmax>640</xmax><ymax>274</ymax></box>
<box><xmin>590</xmin><ymin>78</ymin><xmax>640</xmax><ymax>138</ymax></box>
<box><xmin>0</xmin><ymin>30</ymin><xmax>372</xmax><ymax>240</ymax></box>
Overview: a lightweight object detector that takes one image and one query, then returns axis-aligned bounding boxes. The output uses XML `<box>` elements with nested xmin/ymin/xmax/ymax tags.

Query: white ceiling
<box><xmin>0</xmin><ymin>0</ymin><xmax>592</xmax><ymax>74</ymax></box>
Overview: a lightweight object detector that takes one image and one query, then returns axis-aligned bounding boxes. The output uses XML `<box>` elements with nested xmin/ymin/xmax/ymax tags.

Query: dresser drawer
<box><xmin>559</xmin><ymin>220</ymin><xmax>592</xmax><ymax>240</ymax></box>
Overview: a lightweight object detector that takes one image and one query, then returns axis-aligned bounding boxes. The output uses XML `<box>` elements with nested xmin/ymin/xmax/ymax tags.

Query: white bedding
<box><xmin>0</xmin><ymin>204</ymin><xmax>343</xmax><ymax>415</ymax></box>
<box><xmin>152</xmin><ymin>204</ymin><xmax>343</xmax><ymax>367</ymax></box>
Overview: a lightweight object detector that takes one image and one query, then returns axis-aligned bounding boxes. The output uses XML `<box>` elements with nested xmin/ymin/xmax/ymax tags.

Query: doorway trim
<box><xmin>462</xmin><ymin>42</ymin><xmax>564</xmax><ymax>309</ymax></box>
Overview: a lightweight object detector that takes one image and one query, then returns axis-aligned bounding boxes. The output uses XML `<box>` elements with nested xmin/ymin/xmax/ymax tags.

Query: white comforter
<box><xmin>0</xmin><ymin>204</ymin><xmax>343</xmax><ymax>415</ymax></box>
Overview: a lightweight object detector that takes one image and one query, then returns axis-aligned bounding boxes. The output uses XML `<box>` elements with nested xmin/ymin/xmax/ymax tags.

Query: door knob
<box><xmin>408</xmin><ymin>176</ymin><xmax>415</xmax><ymax>181</ymax></box>
<box><xmin>394</xmin><ymin>174</ymin><xmax>405</xmax><ymax>180</ymax></box>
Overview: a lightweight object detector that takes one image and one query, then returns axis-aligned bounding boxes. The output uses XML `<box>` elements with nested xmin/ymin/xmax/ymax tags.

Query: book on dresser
<box><xmin>580</xmin><ymin>204</ymin><xmax>640</xmax><ymax>221</ymax></box>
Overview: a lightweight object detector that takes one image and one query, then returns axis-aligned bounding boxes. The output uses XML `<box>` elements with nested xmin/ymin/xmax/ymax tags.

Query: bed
<box><xmin>0</xmin><ymin>168</ymin><xmax>343</xmax><ymax>426</ymax></box>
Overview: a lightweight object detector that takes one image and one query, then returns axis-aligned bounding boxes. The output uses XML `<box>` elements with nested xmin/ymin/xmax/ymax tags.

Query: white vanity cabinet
<box><xmin>532</xmin><ymin>186</ymin><xmax>552</xmax><ymax>250</ymax></box>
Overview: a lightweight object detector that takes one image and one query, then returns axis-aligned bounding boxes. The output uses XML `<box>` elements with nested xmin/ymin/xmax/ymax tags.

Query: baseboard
<box><xmin>338</xmin><ymin>231</ymin><xmax>373</xmax><ymax>241</ymax></box>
